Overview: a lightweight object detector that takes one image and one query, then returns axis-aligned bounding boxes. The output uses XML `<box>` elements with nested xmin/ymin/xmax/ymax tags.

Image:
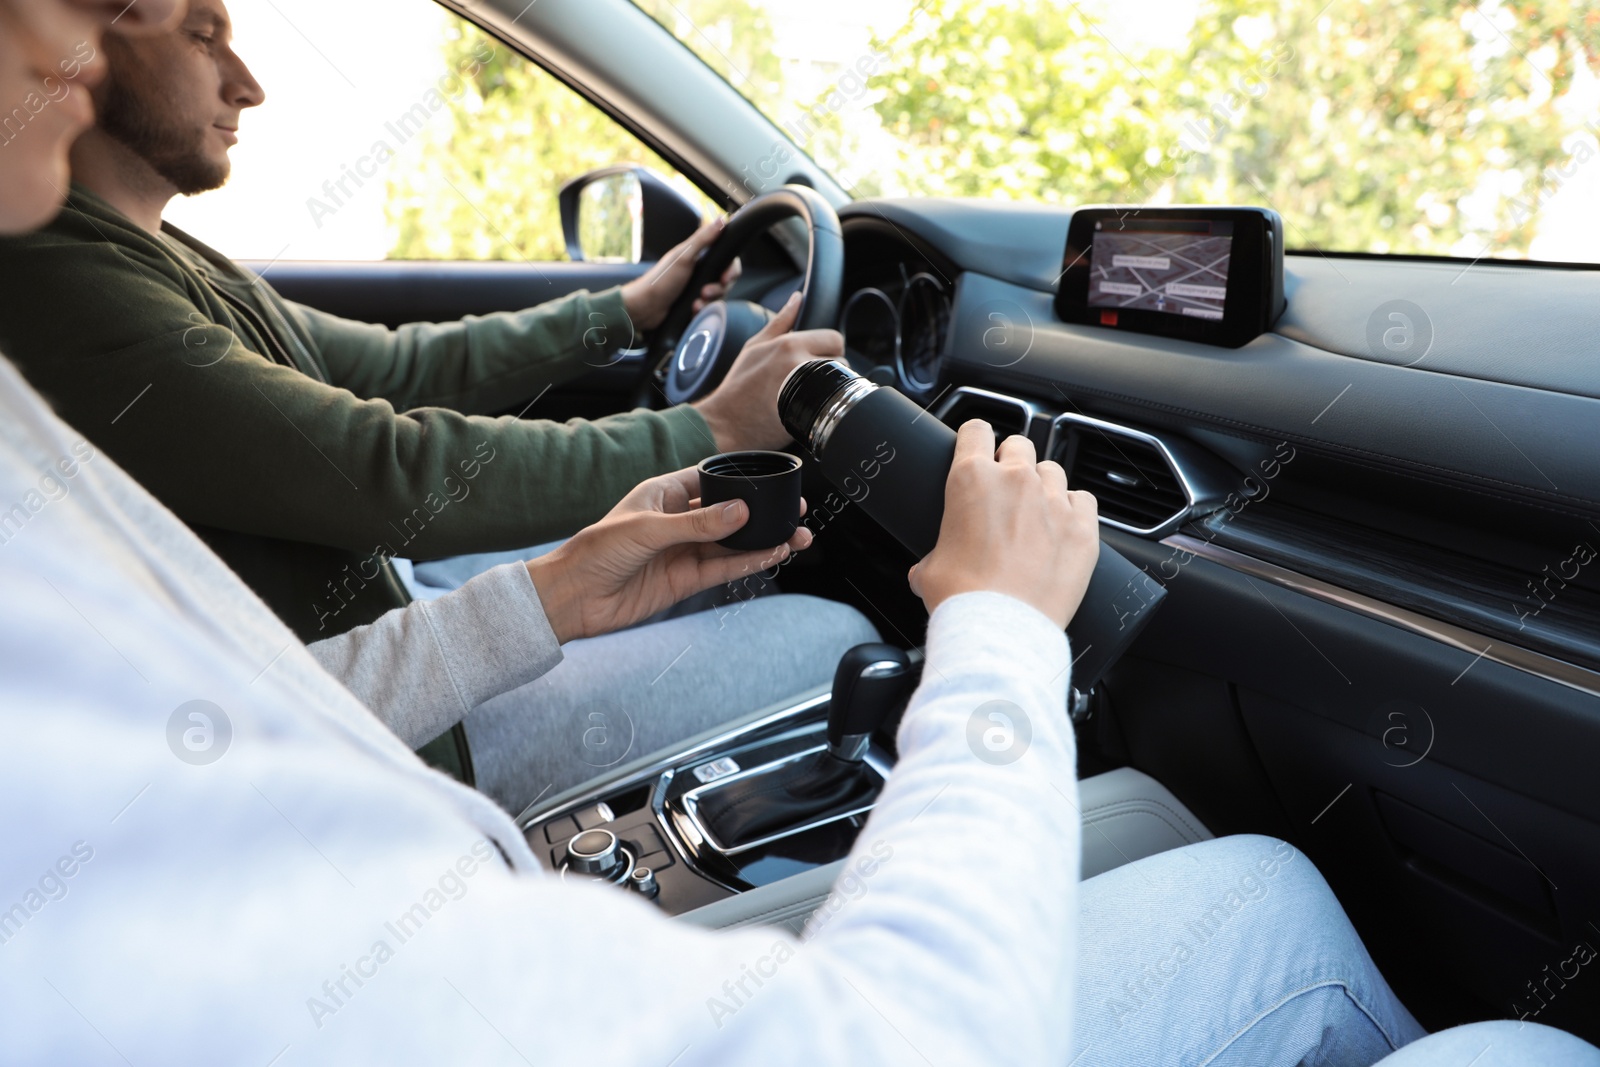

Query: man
<box><xmin>0</xmin><ymin>0</ymin><xmax>876</xmax><ymax>811</ymax></box>
<box><xmin>7</xmin><ymin>2</ymin><xmax>1600</xmax><ymax>1064</ymax></box>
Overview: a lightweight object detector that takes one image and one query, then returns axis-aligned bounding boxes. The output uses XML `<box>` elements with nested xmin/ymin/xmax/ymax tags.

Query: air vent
<box><xmin>1049</xmin><ymin>414</ymin><xmax>1193</xmax><ymax>536</ymax></box>
<box><xmin>934</xmin><ymin>387</ymin><xmax>1034</xmax><ymax>438</ymax></box>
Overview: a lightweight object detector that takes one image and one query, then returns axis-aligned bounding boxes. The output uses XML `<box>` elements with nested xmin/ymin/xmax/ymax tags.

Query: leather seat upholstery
<box><xmin>679</xmin><ymin>767</ymin><xmax>1212</xmax><ymax>933</ymax></box>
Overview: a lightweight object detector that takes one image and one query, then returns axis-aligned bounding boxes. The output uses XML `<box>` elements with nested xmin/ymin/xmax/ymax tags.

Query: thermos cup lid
<box><xmin>696</xmin><ymin>450</ymin><xmax>804</xmax><ymax>552</ymax></box>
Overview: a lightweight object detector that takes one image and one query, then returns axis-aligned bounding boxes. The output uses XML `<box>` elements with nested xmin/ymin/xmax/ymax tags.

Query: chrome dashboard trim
<box><xmin>830</xmin><ymin>732</ymin><xmax>872</xmax><ymax>762</ymax></box>
<box><xmin>932</xmin><ymin>385</ymin><xmax>1045</xmax><ymax>438</ymax></box>
<box><xmin>1163</xmin><ymin>533</ymin><xmax>1600</xmax><ymax>701</ymax></box>
<box><xmin>838</xmin><ymin>286</ymin><xmax>901</xmax><ymax>361</ymax></box>
<box><xmin>896</xmin><ymin>271</ymin><xmax>950</xmax><ymax>393</ymax></box>
<box><xmin>1049</xmin><ymin>412</ymin><xmax>1205</xmax><ymax>538</ymax></box>
<box><xmin>558</xmin><ymin>844</ymin><xmax>636</xmax><ymax>886</ymax></box>
<box><xmin>676</xmin><ymin>741</ymin><xmax>891</xmax><ymax>857</ymax></box>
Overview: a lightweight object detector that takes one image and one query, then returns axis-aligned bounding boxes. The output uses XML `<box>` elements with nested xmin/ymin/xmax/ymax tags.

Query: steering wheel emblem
<box><xmin>633</xmin><ymin>186</ymin><xmax>842</xmax><ymax>410</ymax></box>
<box><xmin>677</xmin><ymin>328</ymin><xmax>717</xmax><ymax>376</ymax></box>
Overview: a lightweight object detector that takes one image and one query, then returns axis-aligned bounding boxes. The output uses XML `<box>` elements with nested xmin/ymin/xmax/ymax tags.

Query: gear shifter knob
<box><xmin>828</xmin><ymin>643</ymin><xmax>914</xmax><ymax>762</ymax></box>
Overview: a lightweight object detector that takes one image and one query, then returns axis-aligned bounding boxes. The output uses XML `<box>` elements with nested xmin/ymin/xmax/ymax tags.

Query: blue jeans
<box><xmin>1073</xmin><ymin>835</ymin><xmax>1600</xmax><ymax>1065</ymax></box>
<box><xmin>1371</xmin><ymin>1020</ymin><xmax>1600</xmax><ymax>1065</ymax></box>
<box><xmin>404</xmin><ymin>543</ymin><xmax>568</xmax><ymax>599</ymax></box>
<box><xmin>402</xmin><ymin>545</ymin><xmax>881</xmax><ymax>815</ymax></box>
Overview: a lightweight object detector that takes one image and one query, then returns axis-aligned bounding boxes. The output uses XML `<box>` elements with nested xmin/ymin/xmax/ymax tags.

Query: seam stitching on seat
<box><xmin>1080</xmin><ymin>795</ymin><xmax>1209</xmax><ymax>841</ymax></box>
<box><xmin>1082</xmin><ymin>807</ymin><xmax>1199</xmax><ymax>850</ymax></box>
<box><xmin>724</xmin><ymin>894</ymin><xmax>830</xmax><ymax>929</ymax></box>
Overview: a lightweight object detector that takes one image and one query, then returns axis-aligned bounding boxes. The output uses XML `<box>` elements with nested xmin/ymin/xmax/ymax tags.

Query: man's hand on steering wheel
<box><xmin>628</xmin><ymin>187</ymin><xmax>843</xmax><ymax>415</ymax></box>
<box><xmin>691</xmin><ymin>292</ymin><xmax>844</xmax><ymax>452</ymax></box>
<box><xmin>620</xmin><ymin>216</ymin><xmax>743</xmax><ymax>330</ymax></box>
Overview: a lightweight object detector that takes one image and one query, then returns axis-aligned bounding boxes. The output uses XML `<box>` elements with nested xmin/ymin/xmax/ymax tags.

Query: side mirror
<box><xmin>559</xmin><ymin>165</ymin><xmax>703</xmax><ymax>263</ymax></box>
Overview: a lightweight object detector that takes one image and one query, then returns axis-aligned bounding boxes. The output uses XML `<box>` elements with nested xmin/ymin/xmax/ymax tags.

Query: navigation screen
<box><xmin>1087</xmin><ymin>219</ymin><xmax>1233</xmax><ymax>321</ymax></box>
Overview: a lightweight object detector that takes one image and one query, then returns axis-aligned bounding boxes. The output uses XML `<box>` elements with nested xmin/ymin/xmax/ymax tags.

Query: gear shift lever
<box><xmin>694</xmin><ymin>643</ymin><xmax>912</xmax><ymax>850</ymax></box>
<box><xmin>827</xmin><ymin>643</ymin><xmax>914</xmax><ymax>762</ymax></box>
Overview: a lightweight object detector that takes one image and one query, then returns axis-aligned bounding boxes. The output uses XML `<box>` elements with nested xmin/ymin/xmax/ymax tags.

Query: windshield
<box><xmin>635</xmin><ymin>0</ymin><xmax>1600</xmax><ymax>264</ymax></box>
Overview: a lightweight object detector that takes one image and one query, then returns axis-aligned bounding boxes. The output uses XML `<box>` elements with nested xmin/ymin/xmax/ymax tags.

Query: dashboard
<box><xmin>834</xmin><ymin>198</ymin><xmax>1600</xmax><ymax>512</ymax></box>
<box><xmin>819</xmin><ymin>197</ymin><xmax>1600</xmax><ymax>1044</ymax></box>
<box><xmin>829</xmin><ymin>198</ymin><xmax>1600</xmax><ymax>684</ymax></box>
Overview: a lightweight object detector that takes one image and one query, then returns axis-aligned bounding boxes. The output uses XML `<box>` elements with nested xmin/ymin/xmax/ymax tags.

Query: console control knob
<box><xmin>567</xmin><ymin>829</ymin><xmax>627</xmax><ymax>878</ymax></box>
<box><xmin>629</xmin><ymin>866</ymin><xmax>660</xmax><ymax>900</ymax></box>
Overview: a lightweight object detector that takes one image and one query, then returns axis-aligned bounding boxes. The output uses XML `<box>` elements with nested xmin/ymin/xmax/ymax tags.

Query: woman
<box><xmin>0</xmin><ymin>3</ymin><xmax>1595</xmax><ymax>1064</ymax></box>
<box><xmin>0</xmin><ymin>1</ymin><xmax>173</xmax><ymax>231</ymax></box>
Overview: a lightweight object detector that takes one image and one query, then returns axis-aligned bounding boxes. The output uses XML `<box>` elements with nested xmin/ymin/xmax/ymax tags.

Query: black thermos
<box><xmin>779</xmin><ymin>359</ymin><xmax>1166</xmax><ymax>692</ymax></box>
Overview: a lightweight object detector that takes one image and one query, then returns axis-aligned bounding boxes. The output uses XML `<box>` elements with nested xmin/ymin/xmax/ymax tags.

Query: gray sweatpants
<box><xmin>405</xmin><ymin>547</ymin><xmax>881</xmax><ymax>815</ymax></box>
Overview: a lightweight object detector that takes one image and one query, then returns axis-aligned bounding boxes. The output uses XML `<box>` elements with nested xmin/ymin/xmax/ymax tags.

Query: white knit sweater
<box><xmin>0</xmin><ymin>354</ymin><xmax>1080</xmax><ymax>1066</ymax></box>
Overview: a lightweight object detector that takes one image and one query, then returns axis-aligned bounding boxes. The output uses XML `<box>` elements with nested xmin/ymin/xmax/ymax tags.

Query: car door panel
<box><xmin>1099</xmin><ymin>524</ymin><xmax>1600</xmax><ymax>1039</ymax></box>
<box><xmin>246</xmin><ymin>259</ymin><xmax>649</xmax><ymax>421</ymax></box>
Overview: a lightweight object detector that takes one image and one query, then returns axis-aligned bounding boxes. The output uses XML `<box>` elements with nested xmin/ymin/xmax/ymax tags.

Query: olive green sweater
<box><xmin>0</xmin><ymin>184</ymin><xmax>717</xmax><ymax>640</ymax></box>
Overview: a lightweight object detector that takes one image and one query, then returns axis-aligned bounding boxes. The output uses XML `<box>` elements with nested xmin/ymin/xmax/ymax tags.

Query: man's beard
<box><xmin>97</xmin><ymin>63</ymin><xmax>229</xmax><ymax>197</ymax></box>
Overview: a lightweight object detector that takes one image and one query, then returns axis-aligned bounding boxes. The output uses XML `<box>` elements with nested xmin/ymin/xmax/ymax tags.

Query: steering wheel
<box><xmin>631</xmin><ymin>185</ymin><xmax>844</xmax><ymax>410</ymax></box>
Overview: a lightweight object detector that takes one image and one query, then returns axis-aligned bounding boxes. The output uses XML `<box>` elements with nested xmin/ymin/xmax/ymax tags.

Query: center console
<box><xmin>521</xmin><ymin>643</ymin><xmax>916</xmax><ymax>916</ymax></box>
<box><xmin>520</xmin><ymin>642</ymin><xmax>1216</xmax><ymax>921</ymax></box>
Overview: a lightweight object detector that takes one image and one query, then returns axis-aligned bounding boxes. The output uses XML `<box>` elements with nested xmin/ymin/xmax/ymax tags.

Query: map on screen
<box><xmin>1087</xmin><ymin>228</ymin><xmax>1232</xmax><ymax>320</ymax></box>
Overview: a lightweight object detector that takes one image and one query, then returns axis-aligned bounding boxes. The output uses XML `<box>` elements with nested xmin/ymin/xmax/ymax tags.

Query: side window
<box><xmin>163</xmin><ymin>2</ymin><xmax>711</xmax><ymax>262</ymax></box>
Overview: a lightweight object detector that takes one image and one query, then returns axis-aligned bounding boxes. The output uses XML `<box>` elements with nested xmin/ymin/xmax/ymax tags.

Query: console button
<box><xmin>542</xmin><ymin>815</ymin><xmax>580</xmax><ymax>844</ymax></box>
<box><xmin>629</xmin><ymin>866</ymin><xmax>660</xmax><ymax>900</ymax></box>
<box><xmin>574</xmin><ymin>802</ymin><xmax>616</xmax><ymax>831</ymax></box>
<box><xmin>636</xmin><ymin>849</ymin><xmax>674</xmax><ymax>871</ymax></box>
<box><xmin>627</xmin><ymin>824</ymin><xmax>666</xmax><ymax>856</ymax></box>
<box><xmin>692</xmin><ymin>756</ymin><xmax>741</xmax><ymax>784</ymax></box>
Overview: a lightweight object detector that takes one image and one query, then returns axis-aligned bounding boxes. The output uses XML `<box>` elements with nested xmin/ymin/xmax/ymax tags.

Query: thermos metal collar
<box><xmin>778</xmin><ymin>358</ymin><xmax>878</xmax><ymax>456</ymax></box>
<box><xmin>810</xmin><ymin>376</ymin><xmax>877</xmax><ymax>455</ymax></box>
